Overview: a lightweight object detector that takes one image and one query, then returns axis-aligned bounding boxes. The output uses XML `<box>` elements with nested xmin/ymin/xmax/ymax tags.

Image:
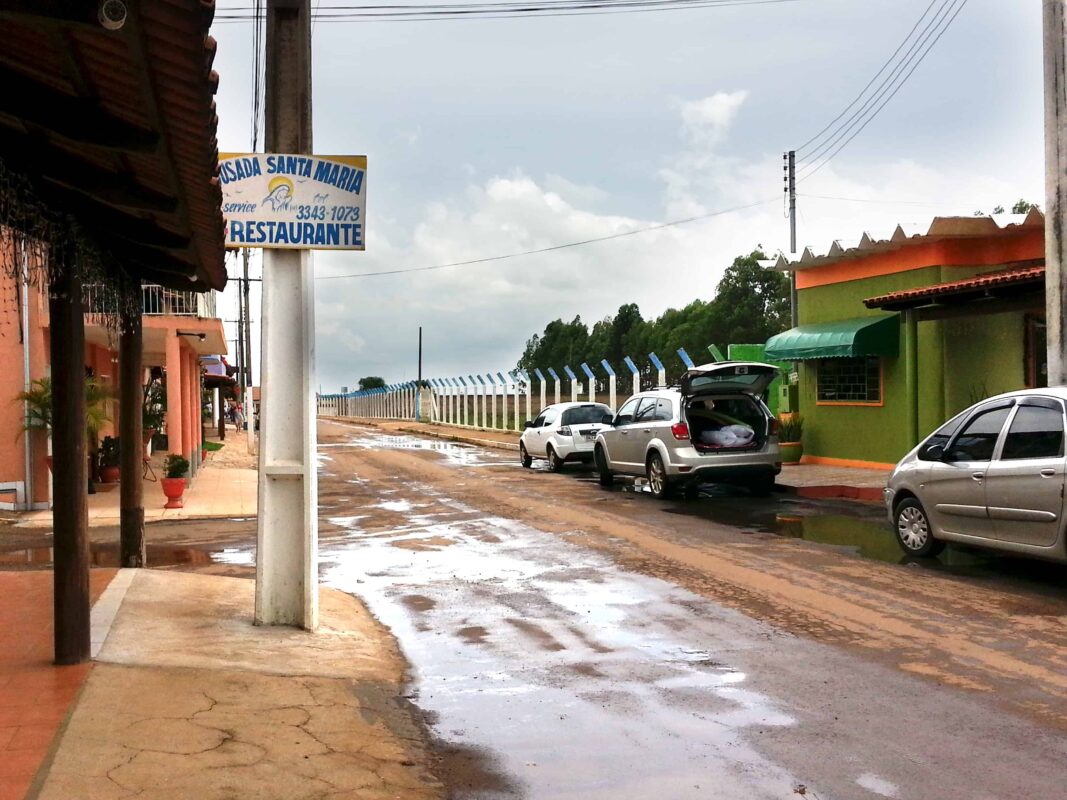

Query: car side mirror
<box><xmin>523</xmin><ymin>421</ymin><xmax>534</xmax><ymax>429</ymax></box>
<box><xmin>925</xmin><ymin>443</ymin><xmax>945</xmax><ymax>461</ymax></box>
<box><xmin>601</xmin><ymin>414</ymin><xmax>614</xmax><ymax>425</ymax></box>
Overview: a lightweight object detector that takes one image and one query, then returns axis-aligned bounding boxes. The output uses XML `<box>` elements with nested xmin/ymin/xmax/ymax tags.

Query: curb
<box><xmin>779</xmin><ymin>484</ymin><xmax>884</xmax><ymax>503</ymax></box>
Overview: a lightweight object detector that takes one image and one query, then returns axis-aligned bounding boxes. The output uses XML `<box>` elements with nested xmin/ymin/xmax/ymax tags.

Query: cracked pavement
<box><xmin>34</xmin><ymin>571</ymin><xmax>442</xmax><ymax>800</ymax></box>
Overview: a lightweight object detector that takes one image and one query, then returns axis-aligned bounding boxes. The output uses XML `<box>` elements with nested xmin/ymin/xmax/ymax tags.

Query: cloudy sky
<box><xmin>209</xmin><ymin>0</ymin><xmax>1043</xmax><ymax>391</ymax></box>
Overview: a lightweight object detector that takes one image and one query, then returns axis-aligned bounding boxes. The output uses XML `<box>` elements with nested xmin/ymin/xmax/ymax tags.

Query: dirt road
<box><xmin>305</xmin><ymin>420</ymin><xmax>1067</xmax><ymax>799</ymax></box>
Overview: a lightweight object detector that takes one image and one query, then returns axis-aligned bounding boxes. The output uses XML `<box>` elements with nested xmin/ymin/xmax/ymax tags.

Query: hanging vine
<box><xmin>0</xmin><ymin>155</ymin><xmax>143</xmax><ymax>334</ymax></box>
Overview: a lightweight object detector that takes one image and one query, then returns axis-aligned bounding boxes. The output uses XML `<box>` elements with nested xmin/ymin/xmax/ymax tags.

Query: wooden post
<box><xmin>49</xmin><ymin>256</ymin><xmax>89</xmax><ymax>665</ymax></box>
<box><xmin>1045</xmin><ymin>1</ymin><xmax>1067</xmax><ymax>384</ymax></box>
<box><xmin>119</xmin><ymin>289</ymin><xmax>145</xmax><ymax>568</ymax></box>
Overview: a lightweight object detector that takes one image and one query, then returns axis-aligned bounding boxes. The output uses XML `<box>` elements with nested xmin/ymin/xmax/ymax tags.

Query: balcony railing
<box><xmin>83</xmin><ymin>284</ymin><xmax>218</xmax><ymax>319</ymax></box>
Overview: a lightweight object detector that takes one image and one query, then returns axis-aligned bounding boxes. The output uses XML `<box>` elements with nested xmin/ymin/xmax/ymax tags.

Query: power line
<box><xmin>795</xmin><ymin>0</ymin><xmax>942</xmax><ymax>156</ymax></box>
<box><xmin>795</xmin><ymin>0</ymin><xmax>969</xmax><ymax>180</ymax></box>
<box><xmin>798</xmin><ymin>193</ymin><xmax>961</xmax><ymax>207</ymax></box>
<box><xmin>315</xmin><ymin>198</ymin><xmax>777</xmax><ymax>280</ymax></box>
<box><xmin>214</xmin><ymin>0</ymin><xmax>800</xmax><ymax>23</ymax></box>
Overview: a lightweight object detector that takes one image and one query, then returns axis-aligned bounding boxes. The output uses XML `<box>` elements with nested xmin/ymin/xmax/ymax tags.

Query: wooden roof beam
<box><xmin>0</xmin><ymin>64</ymin><xmax>159</xmax><ymax>152</ymax></box>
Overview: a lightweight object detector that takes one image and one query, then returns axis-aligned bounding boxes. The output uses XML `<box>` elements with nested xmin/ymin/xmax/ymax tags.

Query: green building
<box><xmin>764</xmin><ymin>212</ymin><xmax>1046</xmax><ymax>468</ymax></box>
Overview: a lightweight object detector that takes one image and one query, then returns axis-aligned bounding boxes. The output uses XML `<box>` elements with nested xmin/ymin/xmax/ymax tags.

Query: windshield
<box><xmin>561</xmin><ymin>405</ymin><xmax>611</xmax><ymax>425</ymax></box>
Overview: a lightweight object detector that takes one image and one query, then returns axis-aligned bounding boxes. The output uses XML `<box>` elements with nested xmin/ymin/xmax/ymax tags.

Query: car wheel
<box><xmin>894</xmin><ymin>497</ymin><xmax>945</xmax><ymax>557</ymax></box>
<box><xmin>595</xmin><ymin>446</ymin><xmax>614</xmax><ymax>487</ymax></box>
<box><xmin>519</xmin><ymin>443</ymin><xmax>532</xmax><ymax>469</ymax></box>
<box><xmin>546</xmin><ymin>445</ymin><xmax>564</xmax><ymax>472</ymax></box>
<box><xmin>646</xmin><ymin>452</ymin><xmax>673</xmax><ymax>499</ymax></box>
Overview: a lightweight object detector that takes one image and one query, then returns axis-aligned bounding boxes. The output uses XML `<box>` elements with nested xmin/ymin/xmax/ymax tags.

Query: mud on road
<box><xmin>307</xmin><ymin>420</ymin><xmax>1067</xmax><ymax>800</ymax></box>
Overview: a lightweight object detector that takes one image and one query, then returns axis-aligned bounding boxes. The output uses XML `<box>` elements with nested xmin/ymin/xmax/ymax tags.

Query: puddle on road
<box><xmin>325</xmin><ymin>427</ymin><xmax>518</xmax><ymax>469</ymax></box>
<box><xmin>0</xmin><ymin>542</ymin><xmax>230</xmax><ymax>568</ymax></box>
<box><xmin>320</xmin><ymin>492</ymin><xmax>812</xmax><ymax>799</ymax></box>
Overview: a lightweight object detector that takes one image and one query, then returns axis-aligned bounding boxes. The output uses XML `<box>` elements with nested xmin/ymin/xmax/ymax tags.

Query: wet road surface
<box><xmin>5</xmin><ymin>422</ymin><xmax>1066</xmax><ymax>798</ymax></box>
<box><xmin>307</xmin><ymin>422</ymin><xmax>1067</xmax><ymax>799</ymax></box>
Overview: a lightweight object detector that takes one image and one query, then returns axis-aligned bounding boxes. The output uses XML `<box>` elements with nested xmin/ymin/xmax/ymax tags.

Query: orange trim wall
<box><xmin>796</xmin><ymin>230</ymin><xmax>1044</xmax><ymax>290</ymax></box>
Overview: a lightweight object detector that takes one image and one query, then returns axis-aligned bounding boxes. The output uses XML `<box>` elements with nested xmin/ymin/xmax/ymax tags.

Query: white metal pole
<box><xmin>609</xmin><ymin>374</ymin><xmax>616</xmax><ymax>411</ymax></box>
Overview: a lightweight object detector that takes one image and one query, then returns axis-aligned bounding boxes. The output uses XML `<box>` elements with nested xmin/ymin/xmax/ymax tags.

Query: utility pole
<box><xmin>243</xmin><ymin>252</ymin><xmax>254</xmax><ymax>393</ymax></box>
<box><xmin>1045</xmin><ymin>1</ymin><xmax>1067</xmax><ymax>385</ymax></box>
<box><xmin>783</xmin><ymin>150</ymin><xmax>798</xmax><ymax>327</ymax></box>
<box><xmin>417</xmin><ymin>326</ymin><xmax>422</xmax><ymax>384</ymax></box>
<box><xmin>256</xmin><ymin>0</ymin><xmax>317</xmax><ymax>630</ymax></box>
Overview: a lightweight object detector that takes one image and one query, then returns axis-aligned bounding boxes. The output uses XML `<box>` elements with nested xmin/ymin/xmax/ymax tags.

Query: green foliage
<box><xmin>516</xmin><ymin>249</ymin><xmax>791</xmax><ymax>386</ymax></box>
<box><xmin>99</xmin><ymin>435</ymin><xmax>120</xmax><ymax>467</ymax></box>
<box><xmin>164</xmin><ymin>454</ymin><xmax>189</xmax><ymax>479</ymax></box>
<box><xmin>974</xmin><ymin>200</ymin><xmax>1038</xmax><ymax>216</ymax></box>
<box><xmin>203</xmin><ymin>440</ymin><xmax>224</xmax><ymax>452</ymax></box>
<box><xmin>358</xmin><ymin>376</ymin><xmax>386</xmax><ymax>390</ymax></box>
<box><xmin>143</xmin><ymin>381</ymin><xmax>165</xmax><ymax>430</ymax></box>
<box><xmin>15</xmin><ymin>377</ymin><xmax>52</xmax><ymax>432</ymax></box>
<box><xmin>778</xmin><ymin>415</ymin><xmax>803</xmax><ymax>442</ymax></box>
<box><xmin>15</xmin><ymin>376</ymin><xmax>112</xmax><ymax>445</ymax></box>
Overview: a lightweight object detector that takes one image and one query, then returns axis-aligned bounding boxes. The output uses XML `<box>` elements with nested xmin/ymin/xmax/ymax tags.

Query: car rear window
<box><xmin>688</xmin><ymin>372</ymin><xmax>770</xmax><ymax>392</ymax></box>
<box><xmin>561</xmin><ymin>405</ymin><xmax>611</xmax><ymax>425</ymax></box>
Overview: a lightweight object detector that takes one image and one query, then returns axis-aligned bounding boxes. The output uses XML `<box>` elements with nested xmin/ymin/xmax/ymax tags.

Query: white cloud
<box><xmin>678</xmin><ymin>90</ymin><xmax>749</xmax><ymax>148</ymax></box>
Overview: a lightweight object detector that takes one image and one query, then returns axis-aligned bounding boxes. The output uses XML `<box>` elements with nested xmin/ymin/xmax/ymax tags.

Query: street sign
<box><xmin>219</xmin><ymin>153</ymin><xmax>367</xmax><ymax>249</ymax></box>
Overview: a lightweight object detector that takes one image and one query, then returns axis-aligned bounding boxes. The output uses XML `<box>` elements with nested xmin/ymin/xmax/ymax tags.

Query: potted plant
<box><xmin>98</xmin><ymin>435</ymin><xmax>121</xmax><ymax>483</ymax></box>
<box><xmin>778</xmin><ymin>414</ymin><xmax>804</xmax><ymax>465</ymax></box>
<box><xmin>161</xmin><ymin>454</ymin><xmax>190</xmax><ymax>508</ymax></box>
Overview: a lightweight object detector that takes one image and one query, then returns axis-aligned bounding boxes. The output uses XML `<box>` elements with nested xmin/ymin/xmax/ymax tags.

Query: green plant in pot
<box><xmin>16</xmin><ymin>377</ymin><xmax>112</xmax><ymax>481</ymax></box>
<box><xmin>98</xmin><ymin>435</ymin><xmax>121</xmax><ymax>483</ymax></box>
<box><xmin>778</xmin><ymin>414</ymin><xmax>804</xmax><ymax>465</ymax></box>
<box><xmin>161</xmin><ymin>454</ymin><xmax>190</xmax><ymax>509</ymax></box>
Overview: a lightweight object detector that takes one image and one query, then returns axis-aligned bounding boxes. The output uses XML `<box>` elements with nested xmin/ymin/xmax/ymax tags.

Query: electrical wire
<box><xmin>795</xmin><ymin>0</ymin><xmax>941</xmax><ymax>156</ymax></box>
<box><xmin>315</xmin><ymin>197</ymin><xmax>778</xmax><ymax>280</ymax></box>
<box><xmin>798</xmin><ymin>193</ymin><xmax>961</xmax><ymax>207</ymax></box>
<box><xmin>794</xmin><ymin>0</ymin><xmax>969</xmax><ymax>181</ymax></box>
<box><xmin>214</xmin><ymin>0</ymin><xmax>800</xmax><ymax>23</ymax></box>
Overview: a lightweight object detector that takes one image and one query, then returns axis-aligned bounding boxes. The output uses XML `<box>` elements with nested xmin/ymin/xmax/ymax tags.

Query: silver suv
<box><xmin>593</xmin><ymin>362</ymin><xmax>781</xmax><ymax>499</ymax></box>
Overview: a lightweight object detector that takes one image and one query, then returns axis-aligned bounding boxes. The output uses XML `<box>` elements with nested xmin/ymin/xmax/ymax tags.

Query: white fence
<box><xmin>315</xmin><ymin>346</ymin><xmax>764</xmax><ymax>432</ymax></box>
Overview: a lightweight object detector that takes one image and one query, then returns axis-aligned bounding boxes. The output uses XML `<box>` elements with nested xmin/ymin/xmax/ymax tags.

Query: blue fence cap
<box><xmin>677</xmin><ymin>348</ymin><xmax>695</xmax><ymax>369</ymax></box>
<box><xmin>534</xmin><ymin>368</ymin><xmax>546</xmax><ymax>382</ymax></box>
<box><xmin>599</xmin><ymin>359</ymin><xmax>616</xmax><ymax>376</ymax></box>
<box><xmin>547</xmin><ymin>367</ymin><xmax>560</xmax><ymax>380</ymax></box>
<box><xmin>580</xmin><ymin>362</ymin><xmax>595</xmax><ymax>379</ymax></box>
<box><xmin>648</xmin><ymin>352</ymin><xmax>664</xmax><ymax>371</ymax></box>
<box><xmin>622</xmin><ymin>356</ymin><xmax>638</xmax><ymax>374</ymax></box>
<box><xmin>563</xmin><ymin>365</ymin><xmax>577</xmax><ymax>381</ymax></box>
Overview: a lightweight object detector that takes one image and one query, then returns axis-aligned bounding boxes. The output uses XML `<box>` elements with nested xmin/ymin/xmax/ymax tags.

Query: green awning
<box><xmin>764</xmin><ymin>315</ymin><xmax>900</xmax><ymax>361</ymax></box>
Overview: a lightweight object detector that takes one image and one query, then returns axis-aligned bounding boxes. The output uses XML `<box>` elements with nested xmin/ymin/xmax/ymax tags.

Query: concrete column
<box><xmin>905</xmin><ymin>310</ymin><xmax>919</xmax><ymax>449</ymax></box>
<box><xmin>1046</xmin><ymin>0</ymin><xmax>1067</xmax><ymax>384</ymax></box>
<box><xmin>609</xmin><ymin>374</ymin><xmax>617</xmax><ymax>411</ymax></box>
<box><xmin>489</xmin><ymin>380</ymin><xmax>497</xmax><ymax>429</ymax></box>
<box><xmin>513</xmin><ymin>381</ymin><xmax>521</xmax><ymax>431</ymax></box>
<box><xmin>166</xmin><ymin>334</ymin><xmax>183</xmax><ymax>456</ymax></box>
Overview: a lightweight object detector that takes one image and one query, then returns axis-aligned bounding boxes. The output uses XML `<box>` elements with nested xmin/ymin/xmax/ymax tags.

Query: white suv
<box><xmin>593</xmin><ymin>362</ymin><xmax>781</xmax><ymax>498</ymax></box>
<box><xmin>520</xmin><ymin>402</ymin><xmax>614</xmax><ymax>471</ymax></box>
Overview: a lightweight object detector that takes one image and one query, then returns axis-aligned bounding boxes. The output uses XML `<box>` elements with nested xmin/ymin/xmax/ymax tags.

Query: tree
<box><xmin>358</xmin><ymin>376</ymin><xmax>386</xmax><ymax>390</ymax></box>
<box><xmin>1011</xmin><ymin>199</ymin><xmax>1038</xmax><ymax>214</ymax></box>
<box><xmin>707</xmin><ymin>249</ymin><xmax>790</xmax><ymax>351</ymax></box>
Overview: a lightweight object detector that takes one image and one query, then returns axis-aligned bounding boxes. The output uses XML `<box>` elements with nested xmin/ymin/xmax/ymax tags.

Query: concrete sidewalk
<box><xmin>26</xmin><ymin>570</ymin><xmax>440</xmax><ymax>800</ymax></box>
<box><xmin>18</xmin><ymin>431</ymin><xmax>258</xmax><ymax>529</ymax></box>
<box><xmin>333</xmin><ymin>417</ymin><xmax>888</xmax><ymax>501</ymax></box>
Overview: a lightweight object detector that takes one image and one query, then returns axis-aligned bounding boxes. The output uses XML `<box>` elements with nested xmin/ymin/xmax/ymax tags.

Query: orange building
<box><xmin>0</xmin><ymin>235</ymin><xmax>226</xmax><ymax>510</ymax></box>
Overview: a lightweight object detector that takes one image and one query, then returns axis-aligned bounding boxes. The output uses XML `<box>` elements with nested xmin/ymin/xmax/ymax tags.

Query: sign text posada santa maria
<box><xmin>219</xmin><ymin>154</ymin><xmax>367</xmax><ymax>250</ymax></box>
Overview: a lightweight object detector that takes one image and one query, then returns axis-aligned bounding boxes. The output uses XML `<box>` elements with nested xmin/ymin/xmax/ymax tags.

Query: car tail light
<box><xmin>671</xmin><ymin>422</ymin><xmax>690</xmax><ymax>440</ymax></box>
<box><xmin>559</xmin><ymin>426</ymin><xmax>572</xmax><ymax>437</ymax></box>
<box><xmin>769</xmin><ymin>418</ymin><xmax>779</xmax><ymax>436</ymax></box>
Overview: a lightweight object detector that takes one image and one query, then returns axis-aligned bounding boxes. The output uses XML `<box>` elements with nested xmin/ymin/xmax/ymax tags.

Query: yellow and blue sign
<box><xmin>219</xmin><ymin>153</ymin><xmax>367</xmax><ymax>250</ymax></box>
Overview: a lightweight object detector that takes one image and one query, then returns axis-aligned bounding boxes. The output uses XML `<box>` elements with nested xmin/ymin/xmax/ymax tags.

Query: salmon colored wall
<box><xmin>795</xmin><ymin>229</ymin><xmax>1044</xmax><ymax>290</ymax></box>
<box><xmin>0</xmin><ymin>247</ymin><xmax>52</xmax><ymax>506</ymax></box>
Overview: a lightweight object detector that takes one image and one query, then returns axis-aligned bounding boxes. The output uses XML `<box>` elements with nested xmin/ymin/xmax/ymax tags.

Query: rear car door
<box><xmin>602</xmin><ymin>397</ymin><xmax>641</xmax><ymax>470</ymax></box>
<box><xmin>629</xmin><ymin>397</ymin><xmax>661</xmax><ymax>463</ymax></box>
<box><xmin>923</xmin><ymin>402</ymin><xmax>1012</xmax><ymax>539</ymax></box>
<box><xmin>984</xmin><ymin>397</ymin><xmax>1065</xmax><ymax>547</ymax></box>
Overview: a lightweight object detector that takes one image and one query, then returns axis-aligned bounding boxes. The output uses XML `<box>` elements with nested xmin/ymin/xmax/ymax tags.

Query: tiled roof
<box><xmin>0</xmin><ymin>1</ymin><xmax>226</xmax><ymax>291</ymax></box>
<box><xmin>864</xmin><ymin>265</ymin><xmax>1045</xmax><ymax>310</ymax></box>
<box><xmin>760</xmin><ymin>209</ymin><xmax>1045</xmax><ymax>274</ymax></box>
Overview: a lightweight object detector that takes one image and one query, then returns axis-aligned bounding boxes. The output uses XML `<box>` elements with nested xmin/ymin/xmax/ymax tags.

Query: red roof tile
<box><xmin>864</xmin><ymin>266</ymin><xmax>1045</xmax><ymax>310</ymax></box>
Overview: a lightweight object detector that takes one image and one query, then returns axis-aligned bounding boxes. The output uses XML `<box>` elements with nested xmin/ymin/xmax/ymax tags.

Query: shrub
<box><xmin>778</xmin><ymin>415</ymin><xmax>803</xmax><ymax>443</ymax></box>
<box><xmin>163</xmin><ymin>454</ymin><xmax>189</xmax><ymax>479</ymax></box>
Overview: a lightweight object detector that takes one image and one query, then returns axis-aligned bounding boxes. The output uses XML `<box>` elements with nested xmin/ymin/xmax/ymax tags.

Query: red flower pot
<box><xmin>99</xmin><ymin>465</ymin><xmax>120</xmax><ymax>484</ymax></box>
<box><xmin>161</xmin><ymin>477</ymin><xmax>186</xmax><ymax>509</ymax></box>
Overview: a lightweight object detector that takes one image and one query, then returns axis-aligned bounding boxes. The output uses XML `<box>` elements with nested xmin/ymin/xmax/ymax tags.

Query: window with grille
<box><xmin>816</xmin><ymin>357</ymin><xmax>881</xmax><ymax>404</ymax></box>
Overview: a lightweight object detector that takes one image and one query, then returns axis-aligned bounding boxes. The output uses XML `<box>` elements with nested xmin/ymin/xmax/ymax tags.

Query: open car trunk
<box><xmin>684</xmin><ymin>394</ymin><xmax>769</xmax><ymax>453</ymax></box>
